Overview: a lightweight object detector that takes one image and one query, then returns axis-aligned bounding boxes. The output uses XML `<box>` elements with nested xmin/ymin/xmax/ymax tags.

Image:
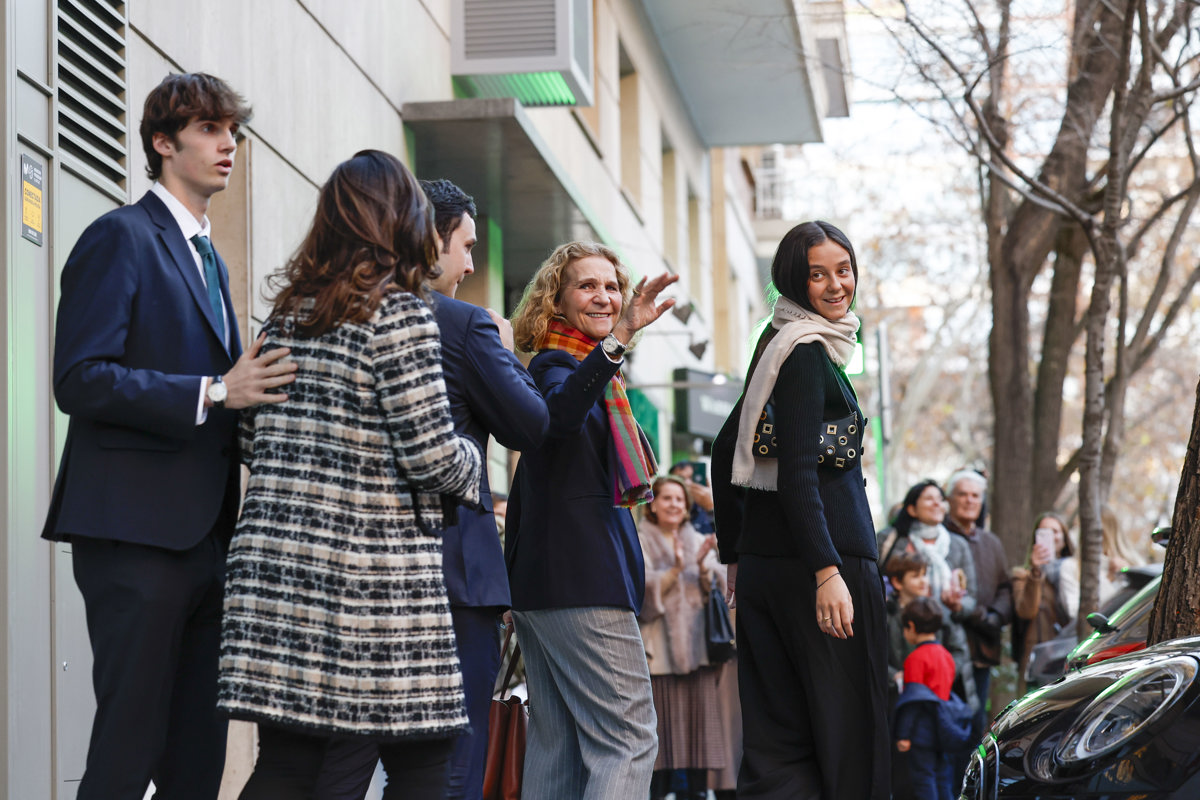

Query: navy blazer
<box><xmin>711</xmin><ymin>343</ymin><xmax>876</xmax><ymax>572</ymax></box>
<box><xmin>42</xmin><ymin>191</ymin><xmax>243</xmax><ymax>550</ymax></box>
<box><xmin>429</xmin><ymin>292</ymin><xmax>548</xmax><ymax>608</ymax></box>
<box><xmin>505</xmin><ymin>347</ymin><xmax>645</xmax><ymax>613</ymax></box>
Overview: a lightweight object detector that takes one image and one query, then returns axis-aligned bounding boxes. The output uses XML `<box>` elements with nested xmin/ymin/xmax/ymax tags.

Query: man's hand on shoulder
<box><xmin>485</xmin><ymin>308</ymin><xmax>515</xmax><ymax>352</ymax></box>
<box><xmin>216</xmin><ymin>332</ymin><xmax>297</xmax><ymax>409</ymax></box>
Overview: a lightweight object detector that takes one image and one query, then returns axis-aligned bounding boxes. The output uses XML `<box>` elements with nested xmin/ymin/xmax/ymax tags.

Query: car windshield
<box><xmin>1104</xmin><ymin>576</ymin><xmax>1160</xmax><ymax>629</ymax></box>
<box><xmin>1069</xmin><ymin>576</ymin><xmax>1160</xmax><ymax>668</ymax></box>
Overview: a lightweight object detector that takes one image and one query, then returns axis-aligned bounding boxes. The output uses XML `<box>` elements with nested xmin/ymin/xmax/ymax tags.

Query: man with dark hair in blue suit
<box><xmin>315</xmin><ymin>179</ymin><xmax>549</xmax><ymax>800</ymax></box>
<box><xmin>42</xmin><ymin>73</ymin><xmax>296</xmax><ymax>800</ymax></box>
<box><xmin>424</xmin><ymin>178</ymin><xmax>549</xmax><ymax>800</ymax></box>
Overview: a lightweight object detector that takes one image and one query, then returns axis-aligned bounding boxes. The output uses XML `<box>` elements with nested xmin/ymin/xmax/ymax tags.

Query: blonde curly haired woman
<box><xmin>505</xmin><ymin>241</ymin><xmax>677</xmax><ymax>799</ymax></box>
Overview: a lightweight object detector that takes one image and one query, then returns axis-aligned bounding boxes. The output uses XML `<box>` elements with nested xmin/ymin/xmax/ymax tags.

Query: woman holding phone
<box><xmin>1012</xmin><ymin>512</ymin><xmax>1078</xmax><ymax>688</ymax></box>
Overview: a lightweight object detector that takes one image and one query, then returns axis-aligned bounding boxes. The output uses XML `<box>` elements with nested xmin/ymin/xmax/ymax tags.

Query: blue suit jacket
<box><xmin>42</xmin><ymin>191</ymin><xmax>243</xmax><ymax>550</ymax></box>
<box><xmin>429</xmin><ymin>292</ymin><xmax>548</xmax><ymax>608</ymax></box>
<box><xmin>505</xmin><ymin>347</ymin><xmax>645</xmax><ymax>613</ymax></box>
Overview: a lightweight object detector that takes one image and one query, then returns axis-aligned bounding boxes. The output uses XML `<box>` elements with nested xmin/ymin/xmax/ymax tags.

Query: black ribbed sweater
<box><xmin>711</xmin><ymin>342</ymin><xmax>878</xmax><ymax>574</ymax></box>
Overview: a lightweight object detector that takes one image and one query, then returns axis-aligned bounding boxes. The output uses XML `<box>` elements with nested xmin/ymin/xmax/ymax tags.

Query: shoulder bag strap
<box><xmin>822</xmin><ymin>351</ymin><xmax>859</xmax><ymax>419</ymax></box>
<box><xmin>499</xmin><ymin>627</ymin><xmax>523</xmax><ymax>697</ymax></box>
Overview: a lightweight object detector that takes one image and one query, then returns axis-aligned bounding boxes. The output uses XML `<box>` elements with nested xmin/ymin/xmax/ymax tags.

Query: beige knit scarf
<box><xmin>731</xmin><ymin>297</ymin><xmax>858</xmax><ymax>490</ymax></box>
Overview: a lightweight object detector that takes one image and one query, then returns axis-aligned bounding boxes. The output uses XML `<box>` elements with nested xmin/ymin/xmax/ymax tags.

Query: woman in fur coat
<box><xmin>638</xmin><ymin>474</ymin><xmax>729</xmax><ymax>800</ymax></box>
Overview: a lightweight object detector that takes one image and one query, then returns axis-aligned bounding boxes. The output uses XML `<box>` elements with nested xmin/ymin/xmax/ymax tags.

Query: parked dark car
<box><xmin>1024</xmin><ymin>563</ymin><xmax>1163</xmax><ymax>687</ymax></box>
<box><xmin>961</xmin><ymin>635</ymin><xmax>1200</xmax><ymax>798</ymax></box>
<box><xmin>1066</xmin><ymin>572</ymin><xmax>1162</xmax><ymax>671</ymax></box>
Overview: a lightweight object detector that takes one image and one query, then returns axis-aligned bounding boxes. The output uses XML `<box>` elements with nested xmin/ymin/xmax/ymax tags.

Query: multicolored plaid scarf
<box><xmin>538</xmin><ymin>319</ymin><xmax>658</xmax><ymax>507</ymax></box>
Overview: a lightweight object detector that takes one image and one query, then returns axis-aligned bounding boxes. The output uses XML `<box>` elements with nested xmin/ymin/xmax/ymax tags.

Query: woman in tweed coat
<box><xmin>218</xmin><ymin>150</ymin><xmax>481</xmax><ymax>799</ymax></box>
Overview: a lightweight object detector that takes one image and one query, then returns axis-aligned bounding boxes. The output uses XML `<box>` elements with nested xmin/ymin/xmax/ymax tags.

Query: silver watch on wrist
<box><xmin>206</xmin><ymin>375</ymin><xmax>228</xmax><ymax>408</ymax></box>
<box><xmin>601</xmin><ymin>333</ymin><xmax>628</xmax><ymax>359</ymax></box>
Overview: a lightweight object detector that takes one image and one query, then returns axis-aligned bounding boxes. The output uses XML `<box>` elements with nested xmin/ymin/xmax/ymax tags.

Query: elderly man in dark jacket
<box><xmin>943</xmin><ymin>469</ymin><xmax>1013</xmax><ymax>738</ymax></box>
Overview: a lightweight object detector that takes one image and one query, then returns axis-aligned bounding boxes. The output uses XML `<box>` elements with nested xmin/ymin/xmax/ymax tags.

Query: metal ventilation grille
<box><xmin>464</xmin><ymin>0</ymin><xmax>556</xmax><ymax>59</ymax></box>
<box><xmin>57</xmin><ymin>0</ymin><xmax>127</xmax><ymax>193</ymax></box>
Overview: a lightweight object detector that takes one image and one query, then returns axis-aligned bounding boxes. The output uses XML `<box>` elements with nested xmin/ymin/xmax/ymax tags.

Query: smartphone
<box><xmin>1035</xmin><ymin>527</ymin><xmax>1055</xmax><ymax>554</ymax></box>
<box><xmin>690</xmin><ymin>461</ymin><xmax>708</xmax><ymax>486</ymax></box>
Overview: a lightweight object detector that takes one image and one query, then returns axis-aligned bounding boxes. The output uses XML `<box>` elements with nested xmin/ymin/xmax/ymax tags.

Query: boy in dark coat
<box><xmin>894</xmin><ymin>597</ymin><xmax>975</xmax><ymax>800</ymax></box>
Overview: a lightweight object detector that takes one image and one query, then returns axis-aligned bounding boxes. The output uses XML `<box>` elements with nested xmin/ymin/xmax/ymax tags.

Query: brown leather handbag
<box><xmin>483</xmin><ymin>629</ymin><xmax>527</xmax><ymax>800</ymax></box>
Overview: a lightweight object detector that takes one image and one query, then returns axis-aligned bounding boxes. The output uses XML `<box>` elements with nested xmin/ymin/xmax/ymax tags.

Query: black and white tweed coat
<box><xmin>218</xmin><ymin>291</ymin><xmax>481</xmax><ymax>739</ymax></box>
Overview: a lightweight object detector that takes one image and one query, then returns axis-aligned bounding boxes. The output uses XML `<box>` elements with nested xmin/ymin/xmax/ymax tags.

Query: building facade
<box><xmin>0</xmin><ymin>1</ymin><xmax>848</xmax><ymax>795</ymax></box>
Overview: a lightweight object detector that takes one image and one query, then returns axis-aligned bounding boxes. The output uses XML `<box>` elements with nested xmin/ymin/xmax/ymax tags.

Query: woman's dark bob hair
<box><xmin>771</xmin><ymin>220</ymin><xmax>858</xmax><ymax>312</ymax></box>
<box><xmin>742</xmin><ymin>220</ymin><xmax>858</xmax><ymax>390</ymax></box>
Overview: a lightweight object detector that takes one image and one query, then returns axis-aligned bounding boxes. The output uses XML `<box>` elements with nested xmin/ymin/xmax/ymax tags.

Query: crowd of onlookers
<box><xmin>530</xmin><ymin>457</ymin><xmax>1153</xmax><ymax>800</ymax></box>
<box><xmin>873</xmin><ymin>470</ymin><xmax>1150</xmax><ymax>799</ymax></box>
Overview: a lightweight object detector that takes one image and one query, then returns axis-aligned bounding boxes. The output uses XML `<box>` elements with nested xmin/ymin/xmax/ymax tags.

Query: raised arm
<box><xmin>530</xmin><ymin>348</ymin><xmax>621</xmax><ymax>437</ymax></box>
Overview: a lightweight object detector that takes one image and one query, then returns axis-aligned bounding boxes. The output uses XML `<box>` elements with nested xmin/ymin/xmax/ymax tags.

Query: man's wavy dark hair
<box><xmin>139</xmin><ymin>73</ymin><xmax>252</xmax><ymax>181</ymax></box>
<box><xmin>419</xmin><ymin>179</ymin><xmax>477</xmax><ymax>253</ymax></box>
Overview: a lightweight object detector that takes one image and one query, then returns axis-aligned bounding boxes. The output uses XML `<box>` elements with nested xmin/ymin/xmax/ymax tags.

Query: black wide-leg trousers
<box><xmin>735</xmin><ymin>554</ymin><xmax>891</xmax><ymax>800</ymax></box>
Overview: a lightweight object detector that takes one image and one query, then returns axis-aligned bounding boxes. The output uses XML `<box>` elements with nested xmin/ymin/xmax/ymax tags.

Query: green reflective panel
<box><xmin>846</xmin><ymin>341</ymin><xmax>865</xmax><ymax>375</ymax></box>
<box><xmin>488</xmin><ymin>217</ymin><xmax>505</xmax><ymax>312</ymax></box>
<box><xmin>627</xmin><ymin>388</ymin><xmax>661</xmax><ymax>463</ymax></box>
<box><xmin>457</xmin><ymin>72</ymin><xmax>577</xmax><ymax>106</ymax></box>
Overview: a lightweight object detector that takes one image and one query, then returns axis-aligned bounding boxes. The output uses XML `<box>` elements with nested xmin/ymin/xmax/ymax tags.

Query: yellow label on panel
<box><xmin>22</xmin><ymin>181</ymin><xmax>42</xmax><ymax>232</ymax></box>
<box><xmin>20</xmin><ymin>154</ymin><xmax>45</xmax><ymax>246</ymax></box>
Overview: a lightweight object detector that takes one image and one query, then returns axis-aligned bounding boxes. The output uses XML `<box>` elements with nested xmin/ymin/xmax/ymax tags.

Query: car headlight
<box><xmin>1054</xmin><ymin>655</ymin><xmax>1196</xmax><ymax>764</ymax></box>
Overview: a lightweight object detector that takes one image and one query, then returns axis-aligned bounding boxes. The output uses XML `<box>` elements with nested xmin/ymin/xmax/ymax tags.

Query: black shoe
<box><xmin>685</xmin><ymin>768</ymin><xmax>708</xmax><ymax>800</ymax></box>
<box><xmin>650</xmin><ymin>769</ymin><xmax>670</xmax><ymax>800</ymax></box>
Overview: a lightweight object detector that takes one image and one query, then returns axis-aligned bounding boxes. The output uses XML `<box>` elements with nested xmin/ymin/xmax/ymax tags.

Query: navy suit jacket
<box><xmin>505</xmin><ymin>347</ymin><xmax>645</xmax><ymax>613</ymax></box>
<box><xmin>429</xmin><ymin>292</ymin><xmax>548</xmax><ymax>608</ymax></box>
<box><xmin>42</xmin><ymin>191</ymin><xmax>243</xmax><ymax>550</ymax></box>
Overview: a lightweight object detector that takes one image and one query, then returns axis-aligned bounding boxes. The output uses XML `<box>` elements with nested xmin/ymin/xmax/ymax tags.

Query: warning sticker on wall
<box><xmin>21</xmin><ymin>154</ymin><xmax>44</xmax><ymax>246</ymax></box>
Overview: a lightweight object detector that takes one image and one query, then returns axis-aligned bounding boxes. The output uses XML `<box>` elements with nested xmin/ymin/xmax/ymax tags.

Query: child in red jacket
<box><xmin>895</xmin><ymin>597</ymin><xmax>975</xmax><ymax>800</ymax></box>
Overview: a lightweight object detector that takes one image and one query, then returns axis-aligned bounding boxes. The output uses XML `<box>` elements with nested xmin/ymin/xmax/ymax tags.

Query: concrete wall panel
<box><xmin>131</xmin><ymin>0</ymin><xmax>408</xmax><ymax>188</ymax></box>
<box><xmin>302</xmin><ymin>0</ymin><xmax>452</xmax><ymax>106</ymax></box>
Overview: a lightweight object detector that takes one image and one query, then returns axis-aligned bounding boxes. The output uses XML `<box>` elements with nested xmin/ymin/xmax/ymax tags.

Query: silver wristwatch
<box><xmin>601</xmin><ymin>333</ymin><xmax>628</xmax><ymax>359</ymax></box>
<box><xmin>206</xmin><ymin>375</ymin><xmax>228</xmax><ymax>408</ymax></box>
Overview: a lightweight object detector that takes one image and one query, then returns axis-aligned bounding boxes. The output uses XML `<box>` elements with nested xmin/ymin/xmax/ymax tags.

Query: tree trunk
<box><xmin>1076</xmin><ymin>252</ymin><xmax>1115</xmax><ymax>638</ymax></box>
<box><xmin>1077</xmin><ymin>0</ymin><xmax>1136</xmax><ymax>638</ymax></box>
<box><xmin>988</xmin><ymin>255</ymin><xmax>1034</xmax><ymax>564</ymax></box>
<box><xmin>983</xmin><ymin>0</ymin><xmax>1126</xmax><ymax>564</ymax></box>
<box><xmin>1149</xmin><ymin>374</ymin><xmax>1200</xmax><ymax>645</ymax></box>
<box><xmin>1032</xmin><ymin>222</ymin><xmax>1087</xmax><ymax>516</ymax></box>
<box><xmin>1098</xmin><ymin>271</ymin><xmax>1131</xmax><ymax>506</ymax></box>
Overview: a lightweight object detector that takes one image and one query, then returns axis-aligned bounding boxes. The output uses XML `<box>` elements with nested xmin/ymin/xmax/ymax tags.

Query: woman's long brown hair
<box><xmin>269</xmin><ymin>149</ymin><xmax>439</xmax><ymax>336</ymax></box>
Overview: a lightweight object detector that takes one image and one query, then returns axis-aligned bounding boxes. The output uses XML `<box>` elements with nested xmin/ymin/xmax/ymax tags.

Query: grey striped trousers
<box><xmin>511</xmin><ymin>607</ymin><xmax>658</xmax><ymax>800</ymax></box>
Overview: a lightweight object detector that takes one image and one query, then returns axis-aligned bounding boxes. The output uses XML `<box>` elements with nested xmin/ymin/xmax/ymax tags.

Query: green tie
<box><xmin>190</xmin><ymin>234</ymin><xmax>226</xmax><ymax>344</ymax></box>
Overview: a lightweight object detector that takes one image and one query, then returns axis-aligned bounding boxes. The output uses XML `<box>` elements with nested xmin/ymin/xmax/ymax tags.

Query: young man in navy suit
<box><xmin>42</xmin><ymin>73</ymin><xmax>296</xmax><ymax>800</ymax></box>
<box><xmin>315</xmin><ymin>180</ymin><xmax>549</xmax><ymax>800</ymax></box>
